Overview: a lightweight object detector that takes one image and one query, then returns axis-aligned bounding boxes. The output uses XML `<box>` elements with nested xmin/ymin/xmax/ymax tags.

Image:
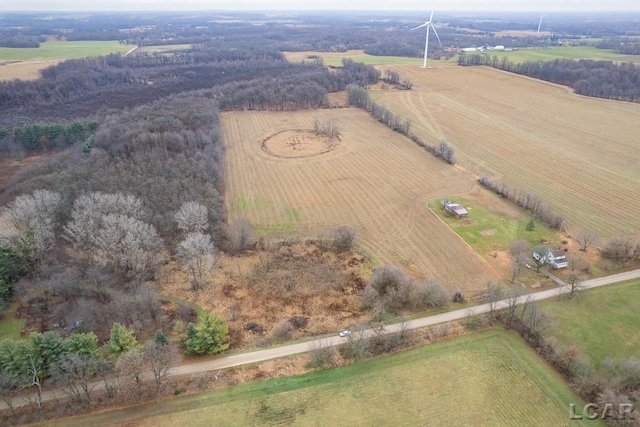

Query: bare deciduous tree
<box><xmin>1</xmin><ymin>189</ymin><xmax>61</xmax><ymax>268</ymax></box>
<box><xmin>575</xmin><ymin>230</ymin><xmax>600</xmax><ymax>252</ymax></box>
<box><xmin>504</xmin><ymin>285</ymin><xmax>523</xmax><ymax>326</ymax></box>
<box><xmin>313</xmin><ymin>118</ymin><xmax>341</xmax><ymax>138</ymax></box>
<box><xmin>174</xmin><ymin>201</ymin><xmax>209</xmax><ymax>235</ymax></box>
<box><xmin>332</xmin><ymin>225</ymin><xmax>356</xmax><ymax>253</ymax></box>
<box><xmin>93</xmin><ymin>214</ymin><xmax>164</xmax><ymax>278</ymax></box>
<box><xmin>115</xmin><ymin>349</ymin><xmax>146</xmax><ymax>399</ymax></box>
<box><xmin>486</xmin><ymin>281</ymin><xmax>502</xmax><ymax>318</ymax></box>
<box><xmin>228</xmin><ymin>217</ymin><xmax>255</xmax><ymax>254</ymax></box>
<box><xmin>176</xmin><ymin>232</ymin><xmax>216</xmax><ymax>292</ymax></box>
<box><xmin>510</xmin><ymin>254</ymin><xmax>530</xmax><ymax>283</ymax></box>
<box><xmin>305</xmin><ymin>340</ymin><xmax>335</xmax><ymax>370</ymax></box>
<box><xmin>566</xmin><ymin>273</ymin><xmax>584</xmax><ymax>299</ymax></box>
<box><xmin>509</xmin><ymin>239</ymin><xmax>532</xmax><ymax>259</ymax></box>
<box><xmin>64</xmin><ymin>192</ymin><xmax>145</xmax><ymax>260</ymax></box>
<box><xmin>0</xmin><ymin>369</ymin><xmax>23</xmax><ymax>414</ymax></box>
<box><xmin>341</xmin><ymin>325</ymin><xmax>370</xmax><ymax>361</ymax></box>
<box><xmin>520</xmin><ymin>296</ymin><xmax>550</xmax><ymax>334</ymax></box>
<box><xmin>143</xmin><ymin>341</ymin><xmax>181</xmax><ymax>392</ymax></box>
<box><xmin>437</xmin><ymin>139</ymin><xmax>455</xmax><ymax>164</ymax></box>
<box><xmin>603</xmin><ymin>236</ymin><xmax>638</xmax><ymax>264</ymax></box>
<box><xmin>50</xmin><ymin>354</ymin><xmax>100</xmax><ymax>404</ymax></box>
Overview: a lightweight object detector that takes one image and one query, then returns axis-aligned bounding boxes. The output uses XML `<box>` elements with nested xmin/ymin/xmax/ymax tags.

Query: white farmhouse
<box><xmin>532</xmin><ymin>248</ymin><xmax>568</xmax><ymax>269</ymax></box>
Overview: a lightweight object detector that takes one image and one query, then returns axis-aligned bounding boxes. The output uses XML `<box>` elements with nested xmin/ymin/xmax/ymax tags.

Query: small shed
<box><xmin>441</xmin><ymin>200</ymin><xmax>468</xmax><ymax>218</ymax></box>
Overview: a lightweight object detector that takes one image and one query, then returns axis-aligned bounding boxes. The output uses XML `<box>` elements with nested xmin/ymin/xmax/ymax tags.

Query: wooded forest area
<box><xmin>459</xmin><ymin>54</ymin><xmax>640</xmax><ymax>102</ymax></box>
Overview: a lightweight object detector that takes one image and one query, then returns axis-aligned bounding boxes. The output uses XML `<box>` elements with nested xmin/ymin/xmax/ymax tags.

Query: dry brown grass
<box><xmin>283</xmin><ymin>49</ymin><xmax>366</xmax><ymax>63</ymax></box>
<box><xmin>0</xmin><ymin>153</ymin><xmax>48</xmax><ymax>191</ymax></box>
<box><xmin>221</xmin><ymin>108</ymin><xmax>496</xmax><ymax>293</ymax></box>
<box><xmin>372</xmin><ymin>64</ymin><xmax>640</xmax><ymax>237</ymax></box>
<box><xmin>0</xmin><ymin>60</ymin><xmax>61</xmax><ymax>81</ymax></box>
<box><xmin>157</xmin><ymin>241</ymin><xmax>370</xmax><ymax>348</ymax></box>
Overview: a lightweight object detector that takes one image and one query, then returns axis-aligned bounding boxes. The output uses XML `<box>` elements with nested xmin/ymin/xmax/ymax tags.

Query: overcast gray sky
<box><xmin>4</xmin><ymin>0</ymin><xmax>640</xmax><ymax>12</ymax></box>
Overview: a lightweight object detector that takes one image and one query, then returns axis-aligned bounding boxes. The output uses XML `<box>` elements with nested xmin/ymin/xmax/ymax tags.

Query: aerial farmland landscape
<box><xmin>0</xmin><ymin>3</ymin><xmax>639</xmax><ymax>427</ymax></box>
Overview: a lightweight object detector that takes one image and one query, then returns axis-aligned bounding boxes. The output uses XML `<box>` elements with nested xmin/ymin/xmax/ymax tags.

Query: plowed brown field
<box><xmin>222</xmin><ymin>109</ymin><xmax>496</xmax><ymax>292</ymax></box>
<box><xmin>372</xmin><ymin>64</ymin><xmax>640</xmax><ymax>236</ymax></box>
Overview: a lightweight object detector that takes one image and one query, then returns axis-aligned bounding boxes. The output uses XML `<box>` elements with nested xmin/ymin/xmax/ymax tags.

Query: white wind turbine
<box><xmin>537</xmin><ymin>14</ymin><xmax>546</xmax><ymax>34</ymax></box>
<box><xmin>412</xmin><ymin>10</ymin><xmax>442</xmax><ymax>68</ymax></box>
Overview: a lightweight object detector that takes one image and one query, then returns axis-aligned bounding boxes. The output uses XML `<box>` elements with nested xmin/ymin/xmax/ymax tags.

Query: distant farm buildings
<box><xmin>441</xmin><ymin>200</ymin><xmax>468</xmax><ymax>218</ymax></box>
<box><xmin>462</xmin><ymin>45</ymin><xmax>508</xmax><ymax>52</ymax></box>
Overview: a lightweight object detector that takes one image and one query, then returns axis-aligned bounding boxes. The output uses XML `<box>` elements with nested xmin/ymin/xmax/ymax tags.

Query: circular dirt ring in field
<box><xmin>261</xmin><ymin>130</ymin><xmax>340</xmax><ymax>158</ymax></box>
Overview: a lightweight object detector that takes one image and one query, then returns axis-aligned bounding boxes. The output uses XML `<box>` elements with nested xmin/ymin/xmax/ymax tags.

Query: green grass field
<box><xmin>284</xmin><ymin>50</ymin><xmax>452</xmax><ymax>67</ymax></box>
<box><xmin>0</xmin><ymin>41</ymin><xmax>132</xmax><ymax>61</ymax></box>
<box><xmin>485</xmin><ymin>46</ymin><xmax>640</xmax><ymax>64</ymax></box>
<box><xmin>0</xmin><ymin>317</ymin><xmax>24</xmax><ymax>341</ymax></box>
<box><xmin>0</xmin><ymin>303</ymin><xmax>25</xmax><ymax>341</ymax></box>
<box><xmin>428</xmin><ymin>197</ymin><xmax>558</xmax><ymax>257</ymax></box>
<box><xmin>49</xmin><ymin>329</ymin><xmax>597</xmax><ymax>426</ymax></box>
<box><xmin>541</xmin><ymin>281</ymin><xmax>640</xmax><ymax>366</ymax></box>
<box><xmin>287</xmin><ymin>46</ymin><xmax>640</xmax><ymax>68</ymax></box>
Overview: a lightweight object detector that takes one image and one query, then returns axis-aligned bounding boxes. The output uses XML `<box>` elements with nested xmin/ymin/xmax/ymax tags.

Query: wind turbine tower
<box><xmin>412</xmin><ymin>10</ymin><xmax>442</xmax><ymax>68</ymax></box>
<box><xmin>537</xmin><ymin>14</ymin><xmax>546</xmax><ymax>34</ymax></box>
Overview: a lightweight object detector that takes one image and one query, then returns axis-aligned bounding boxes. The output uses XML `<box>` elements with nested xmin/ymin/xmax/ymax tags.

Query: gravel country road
<box><xmin>6</xmin><ymin>268</ymin><xmax>639</xmax><ymax>409</ymax></box>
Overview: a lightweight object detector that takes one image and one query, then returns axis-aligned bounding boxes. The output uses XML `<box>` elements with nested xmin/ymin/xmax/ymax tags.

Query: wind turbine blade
<box><xmin>411</xmin><ymin>23</ymin><xmax>428</xmax><ymax>30</ymax></box>
<box><xmin>430</xmin><ymin>10</ymin><xmax>434</xmax><ymax>22</ymax></box>
<box><xmin>431</xmin><ymin>25</ymin><xmax>442</xmax><ymax>47</ymax></box>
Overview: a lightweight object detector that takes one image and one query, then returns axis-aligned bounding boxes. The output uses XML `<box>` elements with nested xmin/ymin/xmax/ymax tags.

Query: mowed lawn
<box><xmin>48</xmin><ymin>329</ymin><xmax>597</xmax><ymax>427</ymax></box>
<box><xmin>371</xmin><ymin>65</ymin><xmax>640</xmax><ymax>237</ymax></box>
<box><xmin>429</xmin><ymin>196</ymin><xmax>559</xmax><ymax>257</ymax></box>
<box><xmin>222</xmin><ymin>109</ymin><xmax>494</xmax><ymax>292</ymax></box>
<box><xmin>0</xmin><ymin>41</ymin><xmax>132</xmax><ymax>61</ymax></box>
<box><xmin>541</xmin><ymin>281</ymin><xmax>640</xmax><ymax>365</ymax></box>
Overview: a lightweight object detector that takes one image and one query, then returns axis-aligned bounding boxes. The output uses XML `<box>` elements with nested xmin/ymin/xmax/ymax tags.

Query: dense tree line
<box><xmin>596</xmin><ymin>37</ymin><xmax>640</xmax><ymax>55</ymax></box>
<box><xmin>0</xmin><ymin>34</ymin><xmax>44</xmax><ymax>48</ymax></box>
<box><xmin>0</xmin><ymin>48</ymin><xmax>381</xmax><ymax>129</ymax></box>
<box><xmin>479</xmin><ymin>176</ymin><xmax>566</xmax><ymax>230</ymax></box>
<box><xmin>459</xmin><ymin>54</ymin><xmax>640</xmax><ymax>102</ymax></box>
<box><xmin>347</xmin><ymin>84</ymin><xmax>457</xmax><ymax>164</ymax></box>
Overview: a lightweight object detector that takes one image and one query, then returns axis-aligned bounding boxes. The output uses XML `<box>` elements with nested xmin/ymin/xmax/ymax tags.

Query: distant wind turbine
<box><xmin>412</xmin><ymin>10</ymin><xmax>442</xmax><ymax>68</ymax></box>
<box><xmin>537</xmin><ymin>14</ymin><xmax>546</xmax><ymax>34</ymax></box>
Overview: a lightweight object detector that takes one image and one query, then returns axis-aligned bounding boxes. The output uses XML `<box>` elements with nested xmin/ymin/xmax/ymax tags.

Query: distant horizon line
<box><xmin>3</xmin><ymin>9</ymin><xmax>640</xmax><ymax>13</ymax></box>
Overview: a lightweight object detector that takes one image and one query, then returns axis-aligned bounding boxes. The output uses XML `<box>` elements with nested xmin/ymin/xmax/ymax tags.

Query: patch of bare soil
<box><xmin>156</xmin><ymin>240</ymin><xmax>370</xmax><ymax>349</ymax></box>
<box><xmin>324</xmin><ymin>91</ymin><xmax>348</xmax><ymax>108</ymax></box>
<box><xmin>261</xmin><ymin>130</ymin><xmax>340</xmax><ymax>158</ymax></box>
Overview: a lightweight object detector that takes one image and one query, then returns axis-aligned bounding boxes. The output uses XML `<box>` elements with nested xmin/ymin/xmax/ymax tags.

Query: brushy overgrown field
<box><xmin>541</xmin><ymin>281</ymin><xmax>640</xmax><ymax>365</ymax></box>
<box><xmin>221</xmin><ymin>108</ymin><xmax>494</xmax><ymax>292</ymax></box>
<box><xmin>49</xmin><ymin>329</ymin><xmax>597</xmax><ymax>427</ymax></box>
<box><xmin>0</xmin><ymin>41</ymin><xmax>132</xmax><ymax>61</ymax></box>
<box><xmin>371</xmin><ymin>64</ymin><xmax>640</xmax><ymax>237</ymax></box>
